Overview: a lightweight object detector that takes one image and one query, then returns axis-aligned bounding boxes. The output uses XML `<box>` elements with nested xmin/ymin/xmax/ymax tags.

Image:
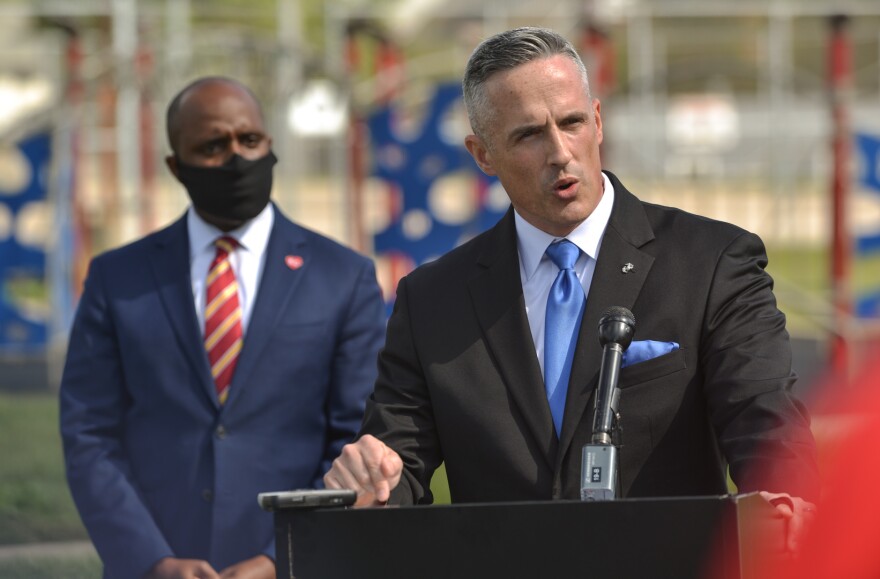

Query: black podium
<box><xmin>271</xmin><ymin>493</ymin><xmax>784</xmax><ymax>579</ymax></box>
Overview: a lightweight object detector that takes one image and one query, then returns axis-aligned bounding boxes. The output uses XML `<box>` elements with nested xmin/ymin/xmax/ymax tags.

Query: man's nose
<box><xmin>545</xmin><ymin>127</ymin><xmax>573</xmax><ymax>166</ymax></box>
<box><xmin>228</xmin><ymin>139</ymin><xmax>244</xmax><ymax>158</ymax></box>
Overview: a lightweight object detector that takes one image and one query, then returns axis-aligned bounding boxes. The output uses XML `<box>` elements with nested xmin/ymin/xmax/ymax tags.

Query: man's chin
<box><xmin>196</xmin><ymin>209</ymin><xmax>247</xmax><ymax>232</ymax></box>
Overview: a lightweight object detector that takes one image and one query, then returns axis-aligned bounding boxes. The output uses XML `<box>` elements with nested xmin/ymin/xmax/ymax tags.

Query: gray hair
<box><xmin>462</xmin><ymin>27</ymin><xmax>591</xmax><ymax>143</ymax></box>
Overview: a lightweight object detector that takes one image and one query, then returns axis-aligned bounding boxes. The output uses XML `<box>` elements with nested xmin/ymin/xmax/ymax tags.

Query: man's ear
<box><xmin>464</xmin><ymin>134</ymin><xmax>496</xmax><ymax>176</ymax></box>
<box><xmin>165</xmin><ymin>155</ymin><xmax>180</xmax><ymax>180</ymax></box>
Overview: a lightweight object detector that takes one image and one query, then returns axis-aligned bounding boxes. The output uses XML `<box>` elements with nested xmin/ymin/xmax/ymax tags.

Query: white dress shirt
<box><xmin>188</xmin><ymin>203</ymin><xmax>274</xmax><ymax>337</ymax></box>
<box><xmin>516</xmin><ymin>172</ymin><xmax>615</xmax><ymax>376</ymax></box>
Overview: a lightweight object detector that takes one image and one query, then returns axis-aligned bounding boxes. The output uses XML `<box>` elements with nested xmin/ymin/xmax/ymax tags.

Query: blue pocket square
<box><xmin>622</xmin><ymin>340</ymin><xmax>679</xmax><ymax>368</ymax></box>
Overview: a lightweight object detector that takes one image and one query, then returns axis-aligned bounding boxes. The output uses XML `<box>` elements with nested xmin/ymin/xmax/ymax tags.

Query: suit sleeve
<box><xmin>701</xmin><ymin>231</ymin><xmax>820</xmax><ymax>501</ymax></box>
<box><xmin>312</xmin><ymin>257</ymin><xmax>387</xmax><ymax>485</ymax></box>
<box><xmin>261</xmin><ymin>257</ymin><xmax>384</xmax><ymax>560</ymax></box>
<box><xmin>59</xmin><ymin>258</ymin><xmax>174</xmax><ymax>578</ymax></box>
<box><xmin>359</xmin><ymin>276</ymin><xmax>443</xmax><ymax>505</ymax></box>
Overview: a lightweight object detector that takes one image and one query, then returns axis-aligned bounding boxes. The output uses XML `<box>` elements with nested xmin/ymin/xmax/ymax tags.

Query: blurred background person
<box><xmin>58</xmin><ymin>76</ymin><xmax>386</xmax><ymax>579</ymax></box>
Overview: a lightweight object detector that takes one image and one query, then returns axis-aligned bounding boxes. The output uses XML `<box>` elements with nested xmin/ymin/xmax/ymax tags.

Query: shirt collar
<box><xmin>187</xmin><ymin>202</ymin><xmax>275</xmax><ymax>259</ymax></box>
<box><xmin>515</xmin><ymin>172</ymin><xmax>615</xmax><ymax>281</ymax></box>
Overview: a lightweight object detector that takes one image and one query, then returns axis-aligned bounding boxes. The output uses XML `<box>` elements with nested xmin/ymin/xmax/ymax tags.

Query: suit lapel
<box><xmin>149</xmin><ymin>216</ymin><xmax>219</xmax><ymax>409</ymax></box>
<box><xmin>223</xmin><ymin>210</ymin><xmax>308</xmax><ymax>409</ymax></box>
<box><xmin>557</xmin><ymin>174</ymin><xmax>656</xmax><ymax>464</ymax></box>
<box><xmin>468</xmin><ymin>209</ymin><xmax>557</xmax><ymax>469</ymax></box>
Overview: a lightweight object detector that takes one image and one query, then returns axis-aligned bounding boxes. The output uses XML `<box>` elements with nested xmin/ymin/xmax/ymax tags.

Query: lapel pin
<box><xmin>621</xmin><ymin>263</ymin><xmax>634</xmax><ymax>274</ymax></box>
<box><xmin>285</xmin><ymin>255</ymin><xmax>304</xmax><ymax>270</ymax></box>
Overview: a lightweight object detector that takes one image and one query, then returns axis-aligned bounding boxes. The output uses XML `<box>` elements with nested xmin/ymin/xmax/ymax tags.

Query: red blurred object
<box><xmin>579</xmin><ymin>23</ymin><xmax>616</xmax><ymax>99</ymax></box>
<box><xmin>751</xmin><ymin>351</ymin><xmax>880</xmax><ymax>579</ymax></box>
<box><xmin>64</xmin><ymin>30</ymin><xmax>91</xmax><ymax>298</ymax></box>
<box><xmin>829</xmin><ymin>14</ymin><xmax>852</xmax><ymax>377</ymax></box>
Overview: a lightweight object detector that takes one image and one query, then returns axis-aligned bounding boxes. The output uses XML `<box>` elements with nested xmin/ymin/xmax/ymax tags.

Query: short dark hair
<box><xmin>462</xmin><ymin>27</ymin><xmax>590</xmax><ymax>142</ymax></box>
<box><xmin>165</xmin><ymin>76</ymin><xmax>264</xmax><ymax>152</ymax></box>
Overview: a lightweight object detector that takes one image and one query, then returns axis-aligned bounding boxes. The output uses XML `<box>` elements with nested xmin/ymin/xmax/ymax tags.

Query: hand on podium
<box><xmin>147</xmin><ymin>557</ymin><xmax>219</xmax><ymax>579</ymax></box>
<box><xmin>147</xmin><ymin>555</ymin><xmax>274</xmax><ymax>579</ymax></box>
<box><xmin>759</xmin><ymin>491</ymin><xmax>818</xmax><ymax>555</ymax></box>
<box><xmin>218</xmin><ymin>555</ymin><xmax>275</xmax><ymax>579</ymax></box>
<box><xmin>324</xmin><ymin>434</ymin><xmax>403</xmax><ymax>507</ymax></box>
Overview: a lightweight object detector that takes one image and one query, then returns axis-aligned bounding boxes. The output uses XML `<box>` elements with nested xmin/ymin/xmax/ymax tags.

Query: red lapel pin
<box><xmin>285</xmin><ymin>255</ymin><xmax>304</xmax><ymax>270</ymax></box>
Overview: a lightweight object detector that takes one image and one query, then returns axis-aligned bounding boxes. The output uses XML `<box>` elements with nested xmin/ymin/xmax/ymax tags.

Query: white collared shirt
<box><xmin>516</xmin><ymin>172</ymin><xmax>615</xmax><ymax>375</ymax></box>
<box><xmin>188</xmin><ymin>203</ymin><xmax>274</xmax><ymax>336</ymax></box>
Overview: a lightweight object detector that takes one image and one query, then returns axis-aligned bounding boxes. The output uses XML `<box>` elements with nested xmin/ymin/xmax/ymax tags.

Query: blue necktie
<box><xmin>544</xmin><ymin>240</ymin><xmax>586</xmax><ymax>436</ymax></box>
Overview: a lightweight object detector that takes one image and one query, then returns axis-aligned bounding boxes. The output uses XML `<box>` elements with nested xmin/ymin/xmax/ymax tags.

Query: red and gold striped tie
<box><xmin>205</xmin><ymin>236</ymin><xmax>243</xmax><ymax>405</ymax></box>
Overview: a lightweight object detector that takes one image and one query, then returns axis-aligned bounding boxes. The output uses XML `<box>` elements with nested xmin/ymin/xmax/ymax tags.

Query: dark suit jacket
<box><xmin>362</xmin><ymin>172</ymin><xmax>819</xmax><ymax>505</ymax></box>
<box><xmin>60</xmin><ymin>205</ymin><xmax>386</xmax><ymax>578</ymax></box>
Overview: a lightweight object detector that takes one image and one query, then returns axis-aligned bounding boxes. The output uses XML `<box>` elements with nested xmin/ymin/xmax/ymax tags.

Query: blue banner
<box><xmin>855</xmin><ymin>131</ymin><xmax>880</xmax><ymax>318</ymax></box>
<box><xmin>0</xmin><ymin>132</ymin><xmax>51</xmax><ymax>352</ymax></box>
<box><xmin>369</xmin><ymin>83</ymin><xmax>506</xmax><ymax>310</ymax></box>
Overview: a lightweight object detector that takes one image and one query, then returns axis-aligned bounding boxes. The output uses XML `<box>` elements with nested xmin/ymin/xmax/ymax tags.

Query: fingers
<box><xmin>759</xmin><ymin>491</ymin><xmax>818</xmax><ymax>553</ymax></box>
<box><xmin>147</xmin><ymin>557</ymin><xmax>220</xmax><ymax>579</ymax></box>
<box><xmin>760</xmin><ymin>491</ymin><xmax>795</xmax><ymax>517</ymax></box>
<box><xmin>368</xmin><ymin>440</ymin><xmax>403</xmax><ymax>503</ymax></box>
<box><xmin>194</xmin><ymin>562</ymin><xmax>221</xmax><ymax>579</ymax></box>
<box><xmin>786</xmin><ymin>499</ymin><xmax>818</xmax><ymax>553</ymax></box>
<box><xmin>380</xmin><ymin>444</ymin><xmax>404</xmax><ymax>497</ymax></box>
<box><xmin>218</xmin><ymin>555</ymin><xmax>275</xmax><ymax>579</ymax></box>
<box><xmin>324</xmin><ymin>435</ymin><xmax>403</xmax><ymax>507</ymax></box>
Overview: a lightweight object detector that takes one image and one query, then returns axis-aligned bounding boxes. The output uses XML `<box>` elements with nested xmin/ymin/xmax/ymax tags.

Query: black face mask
<box><xmin>175</xmin><ymin>151</ymin><xmax>277</xmax><ymax>224</ymax></box>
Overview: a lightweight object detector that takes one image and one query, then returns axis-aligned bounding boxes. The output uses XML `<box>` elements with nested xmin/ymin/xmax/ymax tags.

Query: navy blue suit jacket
<box><xmin>60</xmin><ymin>205</ymin><xmax>385</xmax><ymax>578</ymax></box>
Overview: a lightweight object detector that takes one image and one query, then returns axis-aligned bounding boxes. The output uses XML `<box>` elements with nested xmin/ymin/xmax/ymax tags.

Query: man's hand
<box><xmin>324</xmin><ymin>434</ymin><xmax>404</xmax><ymax>506</ymax></box>
<box><xmin>760</xmin><ymin>491</ymin><xmax>818</xmax><ymax>554</ymax></box>
<box><xmin>219</xmin><ymin>555</ymin><xmax>275</xmax><ymax>579</ymax></box>
<box><xmin>146</xmin><ymin>557</ymin><xmax>219</xmax><ymax>579</ymax></box>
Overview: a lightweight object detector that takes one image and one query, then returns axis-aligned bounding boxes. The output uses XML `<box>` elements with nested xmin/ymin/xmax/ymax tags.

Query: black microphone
<box><xmin>581</xmin><ymin>306</ymin><xmax>635</xmax><ymax>501</ymax></box>
<box><xmin>592</xmin><ymin>306</ymin><xmax>636</xmax><ymax>444</ymax></box>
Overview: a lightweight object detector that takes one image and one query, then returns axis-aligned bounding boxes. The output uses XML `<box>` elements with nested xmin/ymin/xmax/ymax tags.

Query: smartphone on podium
<box><xmin>257</xmin><ymin>489</ymin><xmax>357</xmax><ymax>511</ymax></box>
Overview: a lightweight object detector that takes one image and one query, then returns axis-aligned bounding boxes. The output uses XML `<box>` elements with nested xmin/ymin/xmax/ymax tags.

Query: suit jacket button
<box><xmin>202</xmin><ymin>489</ymin><xmax>213</xmax><ymax>502</ymax></box>
<box><xmin>215</xmin><ymin>425</ymin><xmax>227</xmax><ymax>439</ymax></box>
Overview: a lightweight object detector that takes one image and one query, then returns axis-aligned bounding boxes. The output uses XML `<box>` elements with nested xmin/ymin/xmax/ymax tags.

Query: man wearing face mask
<box><xmin>59</xmin><ymin>77</ymin><xmax>386</xmax><ymax>579</ymax></box>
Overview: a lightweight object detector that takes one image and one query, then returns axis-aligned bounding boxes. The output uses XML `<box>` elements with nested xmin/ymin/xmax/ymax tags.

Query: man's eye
<box><xmin>200</xmin><ymin>142</ymin><xmax>223</xmax><ymax>154</ymax></box>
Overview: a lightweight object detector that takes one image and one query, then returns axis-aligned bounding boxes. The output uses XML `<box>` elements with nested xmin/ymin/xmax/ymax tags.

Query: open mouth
<box><xmin>554</xmin><ymin>178</ymin><xmax>578</xmax><ymax>193</ymax></box>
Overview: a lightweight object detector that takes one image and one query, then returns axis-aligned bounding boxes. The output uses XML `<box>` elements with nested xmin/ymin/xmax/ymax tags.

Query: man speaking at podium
<box><xmin>325</xmin><ymin>27</ymin><xmax>819</xmax><ymax>547</ymax></box>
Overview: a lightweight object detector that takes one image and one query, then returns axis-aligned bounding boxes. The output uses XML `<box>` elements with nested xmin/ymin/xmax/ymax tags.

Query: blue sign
<box><xmin>369</xmin><ymin>83</ymin><xmax>506</xmax><ymax>310</ymax></box>
<box><xmin>0</xmin><ymin>132</ymin><xmax>51</xmax><ymax>352</ymax></box>
<box><xmin>855</xmin><ymin>132</ymin><xmax>880</xmax><ymax>318</ymax></box>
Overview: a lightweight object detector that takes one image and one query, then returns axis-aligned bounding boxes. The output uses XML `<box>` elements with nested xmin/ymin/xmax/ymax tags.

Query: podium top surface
<box><xmin>272</xmin><ymin>494</ymin><xmax>776</xmax><ymax>579</ymax></box>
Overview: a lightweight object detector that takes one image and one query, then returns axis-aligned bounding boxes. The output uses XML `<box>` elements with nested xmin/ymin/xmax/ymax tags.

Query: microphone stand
<box><xmin>580</xmin><ymin>348</ymin><xmax>622</xmax><ymax>501</ymax></box>
<box><xmin>580</xmin><ymin>307</ymin><xmax>634</xmax><ymax>501</ymax></box>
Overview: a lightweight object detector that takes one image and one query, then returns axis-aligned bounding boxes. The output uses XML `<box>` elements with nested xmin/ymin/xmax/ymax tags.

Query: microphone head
<box><xmin>598</xmin><ymin>306</ymin><xmax>636</xmax><ymax>349</ymax></box>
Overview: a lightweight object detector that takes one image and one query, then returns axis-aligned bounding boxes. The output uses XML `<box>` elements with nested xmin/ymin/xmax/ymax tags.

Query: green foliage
<box><xmin>765</xmin><ymin>245</ymin><xmax>880</xmax><ymax>299</ymax></box>
<box><xmin>765</xmin><ymin>246</ymin><xmax>828</xmax><ymax>292</ymax></box>
<box><xmin>764</xmin><ymin>245</ymin><xmax>880</xmax><ymax>335</ymax></box>
<box><xmin>0</xmin><ymin>394</ymin><xmax>87</xmax><ymax>544</ymax></box>
<box><xmin>430</xmin><ymin>462</ymin><xmax>451</xmax><ymax>504</ymax></box>
<box><xmin>0</xmin><ymin>554</ymin><xmax>101</xmax><ymax>579</ymax></box>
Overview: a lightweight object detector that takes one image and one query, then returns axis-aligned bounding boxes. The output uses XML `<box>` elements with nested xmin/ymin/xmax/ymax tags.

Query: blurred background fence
<box><xmin>1</xmin><ymin>0</ymin><xmax>879</xmax><ymax>386</ymax></box>
<box><xmin>1</xmin><ymin>0</ymin><xmax>879</xmax><ymax>575</ymax></box>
